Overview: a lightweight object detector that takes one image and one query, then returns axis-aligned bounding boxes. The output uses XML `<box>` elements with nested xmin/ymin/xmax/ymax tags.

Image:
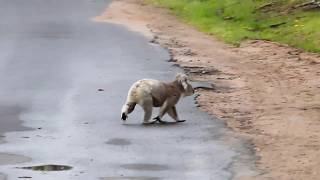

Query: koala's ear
<box><xmin>181</xmin><ymin>80</ymin><xmax>188</xmax><ymax>91</ymax></box>
<box><xmin>176</xmin><ymin>73</ymin><xmax>188</xmax><ymax>90</ymax></box>
<box><xmin>175</xmin><ymin>73</ymin><xmax>183</xmax><ymax>80</ymax></box>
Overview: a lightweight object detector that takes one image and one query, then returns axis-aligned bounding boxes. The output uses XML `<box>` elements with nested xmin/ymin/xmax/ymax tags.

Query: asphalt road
<box><xmin>0</xmin><ymin>0</ymin><xmax>256</xmax><ymax>179</ymax></box>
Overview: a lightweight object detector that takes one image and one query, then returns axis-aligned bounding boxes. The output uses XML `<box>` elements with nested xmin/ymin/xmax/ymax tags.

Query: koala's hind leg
<box><xmin>121</xmin><ymin>102</ymin><xmax>136</xmax><ymax>120</ymax></box>
<box><xmin>159</xmin><ymin>97</ymin><xmax>179</xmax><ymax>118</ymax></box>
<box><xmin>154</xmin><ymin>98</ymin><xmax>179</xmax><ymax>123</ymax></box>
<box><xmin>141</xmin><ymin>98</ymin><xmax>155</xmax><ymax>124</ymax></box>
<box><xmin>127</xmin><ymin>103</ymin><xmax>136</xmax><ymax>114</ymax></box>
<box><xmin>167</xmin><ymin>106</ymin><xmax>178</xmax><ymax>121</ymax></box>
<box><xmin>168</xmin><ymin>106</ymin><xmax>185</xmax><ymax>122</ymax></box>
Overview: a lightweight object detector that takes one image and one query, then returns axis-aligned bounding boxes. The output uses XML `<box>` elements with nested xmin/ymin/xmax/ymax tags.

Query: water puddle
<box><xmin>190</xmin><ymin>81</ymin><xmax>215</xmax><ymax>90</ymax></box>
<box><xmin>17</xmin><ymin>164</ymin><xmax>73</xmax><ymax>171</ymax></box>
<box><xmin>106</xmin><ymin>138</ymin><xmax>131</xmax><ymax>146</ymax></box>
<box><xmin>184</xmin><ymin>66</ymin><xmax>221</xmax><ymax>75</ymax></box>
<box><xmin>120</xmin><ymin>163</ymin><xmax>169</xmax><ymax>171</ymax></box>
<box><xmin>191</xmin><ymin>81</ymin><xmax>234</xmax><ymax>93</ymax></box>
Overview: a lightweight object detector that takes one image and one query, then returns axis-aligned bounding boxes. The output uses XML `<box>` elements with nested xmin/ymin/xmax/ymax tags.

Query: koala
<box><xmin>121</xmin><ymin>73</ymin><xmax>194</xmax><ymax>124</ymax></box>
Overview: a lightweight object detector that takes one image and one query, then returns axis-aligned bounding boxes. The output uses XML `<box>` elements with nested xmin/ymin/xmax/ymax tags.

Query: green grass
<box><xmin>148</xmin><ymin>0</ymin><xmax>320</xmax><ymax>52</ymax></box>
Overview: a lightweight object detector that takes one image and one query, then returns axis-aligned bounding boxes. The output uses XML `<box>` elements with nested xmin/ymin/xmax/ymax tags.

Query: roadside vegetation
<box><xmin>149</xmin><ymin>0</ymin><xmax>320</xmax><ymax>52</ymax></box>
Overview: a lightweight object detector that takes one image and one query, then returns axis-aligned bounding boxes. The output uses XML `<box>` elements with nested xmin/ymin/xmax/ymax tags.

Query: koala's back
<box><xmin>129</xmin><ymin>79</ymin><xmax>167</xmax><ymax>103</ymax></box>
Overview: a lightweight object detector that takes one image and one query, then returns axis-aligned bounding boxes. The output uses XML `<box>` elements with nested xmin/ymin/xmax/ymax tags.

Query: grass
<box><xmin>148</xmin><ymin>0</ymin><xmax>320</xmax><ymax>52</ymax></box>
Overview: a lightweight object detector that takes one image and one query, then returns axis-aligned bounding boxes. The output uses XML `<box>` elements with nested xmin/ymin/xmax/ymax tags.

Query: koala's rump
<box><xmin>130</xmin><ymin>79</ymin><xmax>168</xmax><ymax>107</ymax></box>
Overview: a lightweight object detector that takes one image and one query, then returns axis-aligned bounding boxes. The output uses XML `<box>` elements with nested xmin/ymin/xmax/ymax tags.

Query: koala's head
<box><xmin>175</xmin><ymin>73</ymin><xmax>194</xmax><ymax>97</ymax></box>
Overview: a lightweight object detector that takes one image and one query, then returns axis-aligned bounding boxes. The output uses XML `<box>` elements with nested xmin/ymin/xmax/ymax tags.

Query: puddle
<box><xmin>120</xmin><ymin>163</ymin><xmax>169</xmax><ymax>171</ymax></box>
<box><xmin>191</xmin><ymin>81</ymin><xmax>234</xmax><ymax>93</ymax></box>
<box><xmin>101</xmin><ymin>177</ymin><xmax>160</xmax><ymax>180</ymax></box>
<box><xmin>184</xmin><ymin>66</ymin><xmax>221</xmax><ymax>75</ymax></box>
<box><xmin>191</xmin><ymin>81</ymin><xmax>215</xmax><ymax>90</ymax></box>
<box><xmin>18</xmin><ymin>164</ymin><xmax>73</xmax><ymax>171</ymax></box>
<box><xmin>0</xmin><ymin>153</ymin><xmax>31</xmax><ymax>166</ymax></box>
<box><xmin>106</xmin><ymin>138</ymin><xmax>131</xmax><ymax>146</ymax></box>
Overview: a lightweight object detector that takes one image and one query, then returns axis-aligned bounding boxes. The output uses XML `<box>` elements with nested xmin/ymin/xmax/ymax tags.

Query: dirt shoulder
<box><xmin>94</xmin><ymin>0</ymin><xmax>320</xmax><ymax>179</ymax></box>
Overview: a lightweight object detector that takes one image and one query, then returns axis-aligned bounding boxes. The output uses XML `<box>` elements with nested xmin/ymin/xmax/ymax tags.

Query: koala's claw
<box><xmin>121</xmin><ymin>113</ymin><xmax>127</xmax><ymax>121</ymax></box>
<box><xmin>153</xmin><ymin>116</ymin><xmax>163</xmax><ymax>122</ymax></box>
<box><xmin>158</xmin><ymin>119</ymin><xmax>167</xmax><ymax>124</ymax></box>
<box><xmin>152</xmin><ymin>116</ymin><xmax>186</xmax><ymax>124</ymax></box>
<box><xmin>176</xmin><ymin>120</ymin><xmax>186</xmax><ymax>123</ymax></box>
<box><xmin>153</xmin><ymin>116</ymin><xmax>168</xmax><ymax>124</ymax></box>
<box><xmin>143</xmin><ymin>120</ymin><xmax>158</xmax><ymax>125</ymax></box>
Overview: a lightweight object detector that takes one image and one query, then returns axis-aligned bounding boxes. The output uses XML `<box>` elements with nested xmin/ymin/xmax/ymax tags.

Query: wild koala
<box><xmin>121</xmin><ymin>73</ymin><xmax>194</xmax><ymax>124</ymax></box>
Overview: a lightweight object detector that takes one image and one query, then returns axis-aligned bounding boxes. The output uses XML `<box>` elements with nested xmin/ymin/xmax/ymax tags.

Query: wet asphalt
<box><xmin>0</xmin><ymin>0</ymin><xmax>256</xmax><ymax>179</ymax></box>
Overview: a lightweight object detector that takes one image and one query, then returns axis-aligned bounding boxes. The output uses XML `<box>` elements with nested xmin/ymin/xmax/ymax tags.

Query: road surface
<box><xmin>0</xmin><ymin>0</ymin><xmax>256</xmax><ymax>179</ymax></box>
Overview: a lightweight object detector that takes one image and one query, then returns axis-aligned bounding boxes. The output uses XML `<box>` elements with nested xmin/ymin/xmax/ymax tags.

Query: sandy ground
<box><xmin>94</xmin><ymin>0</ymin><xmax>320</xmax><ymax>179</ymax></box>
